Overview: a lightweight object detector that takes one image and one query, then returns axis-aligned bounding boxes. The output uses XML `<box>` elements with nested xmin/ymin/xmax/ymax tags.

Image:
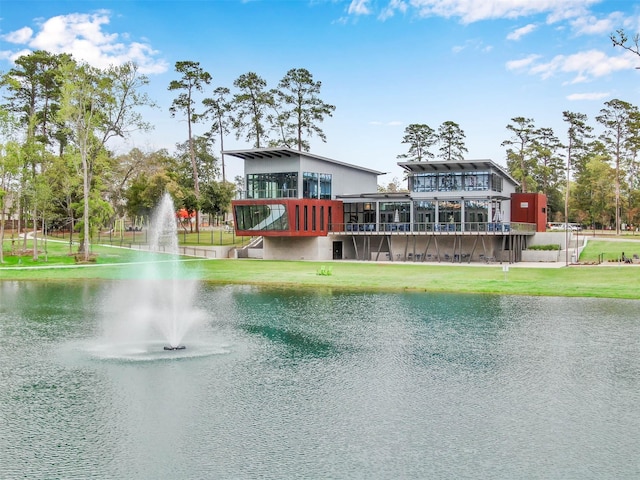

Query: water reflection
<box><xmin>0</xmin><ymin>282</ymin><xmax>639</xmax><ymax>479</ymax></box>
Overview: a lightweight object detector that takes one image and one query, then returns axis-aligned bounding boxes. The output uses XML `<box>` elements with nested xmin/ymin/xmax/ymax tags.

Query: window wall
<box><xmin>234</xmin><ymin>204</ymin><xmax>289</xmax><ymax>231</ymax></box>
<box><xmin>303</xmin><ymin>172</ymin><xmax>333</xmax><ymax>199</ymax></box>
<box><xmin>344</xmin><ymin>202</ymin><xmax>376</xmax><ymax>231</ymax></box>
<box><xmin>320</xmin><ymin>173</ymin><xmax>332</xmax><ymax>199</ymax></box>
<box><xmin>409</xmin><ymin>171</ymin><xmax>501</xmax><ymax>193</ymax></box>
<box><xmin>410</xmin><ymin>174</ymin><xmax>437</xmax><ymax>192</ymax></box>
<box><xmin>244</xmin><ymin>171</ymin><xmax>334</xmax><ymax>199</ymax></box>
<box><xmin>437</xmin><ymin>200</ymin><xmax>462</xmax><ymax>231</ymax></box>
<box><xmin>246</xmin><ymin>173</ymin><xmax>297</xmax><ymax>199</ymax></box>
<box><xmin>464</xmin><ymin>200</ymin><xmax>489</xmax><ymax>231</ymax></box>
<box><xmin>413</xmin><ymin>200</ymin><xmax>436</xmax><ymax>231</ymax></box>
<box><xmin>380</xmin><ymin>201</ymin><xmax>410</xmax><ymax>231</ymax></box>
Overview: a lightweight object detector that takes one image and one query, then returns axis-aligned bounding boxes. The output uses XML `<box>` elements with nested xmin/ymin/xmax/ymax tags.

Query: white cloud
<box><xmin>385</xmin><ymin>0</ymin><xmax>599</xmax><ymax>24</ymax></box>
<box><xmin>507</xmin><ymin>23</ymin><xmax>537</xmax><ymax>41</ymax></box>
<box><xmin>2</xmin><ymin>11</ymin><xmax>168</xmax><ymax>74</ymax></box>
<box><xmin>379</xmin><ymin>0</ymin><xmax>408</xmax><ymax>21</ymax></box>
<box><xmin>505</xmin><ymin>54</ymin><xmax>541</xmax><ymax>71</ymax></box>
<box><xmin>567</xmin><ymin>92</ymin><xmax>611</xmax><ymax>101</ymax></box>
<box><xmin>452</xmin><ymin>38</ymin><xmax>493</xmax><ymax>54</ymax></box>
<box><xmin>3</xmin><ymin>26</ymin><xmax>34</xmax><ymax>44</ymax></box>
<box><xmin>508</xmin><ymin>49</ymin><xmax>636</xmax><ymax>83</ymax></box>
<box><xmin>0</xmin><ymin>48</ymin><xmax>31</xmax><ymax>62</ymax></box>
<box><xmin>570</xmin><ymin>11</ymin><xmax>624</xmax><ymax>35</ymax></box>
<box><xmin>348</xmin><ymin>0</ymin><xmax>371</xmax><ymax>16</ymax></box>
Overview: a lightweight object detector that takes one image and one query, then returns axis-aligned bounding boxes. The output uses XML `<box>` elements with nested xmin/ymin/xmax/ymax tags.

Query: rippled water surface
<box><xmin>0</xmin><ymin>282</ymin><xmax>639</xmax><ymax>479</ymax></box>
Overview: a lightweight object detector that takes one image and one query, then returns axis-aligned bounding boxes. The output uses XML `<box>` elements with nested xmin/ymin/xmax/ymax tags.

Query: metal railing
<box><xmin>236</xmin><ymin>189</ymin><xmax>299</xmax><ymax>200</ymax></box>
<box><xmin>332</xmin><ymin>221</ymin><xmax>536</xmax><ymax>234</ymax></box>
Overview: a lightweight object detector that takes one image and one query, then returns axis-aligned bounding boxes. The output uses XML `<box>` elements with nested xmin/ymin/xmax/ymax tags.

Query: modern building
<box><xmin>228</xmin><ymin>147</ymin><xmax>546</xmax><ymax>263</ymax></box>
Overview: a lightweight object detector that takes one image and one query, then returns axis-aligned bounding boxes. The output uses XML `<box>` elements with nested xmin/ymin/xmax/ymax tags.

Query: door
<box><xmin>332</xmin><ymin>241</ymin><xmax>343</xmax><ymax>260</ymax></box>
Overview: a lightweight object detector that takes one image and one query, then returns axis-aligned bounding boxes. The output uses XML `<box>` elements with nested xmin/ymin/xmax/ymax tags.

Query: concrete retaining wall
<box><xmin>521</xmin><ymin>249</ymin><xmax>560</xmax><ymax>262</ymax></box>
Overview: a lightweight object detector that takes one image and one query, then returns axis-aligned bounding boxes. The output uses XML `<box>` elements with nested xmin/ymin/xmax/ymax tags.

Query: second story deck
<box><xmin>331</xmin><ymin>221</ymin><xmax>536</xmax><ymax>235</ymax></box>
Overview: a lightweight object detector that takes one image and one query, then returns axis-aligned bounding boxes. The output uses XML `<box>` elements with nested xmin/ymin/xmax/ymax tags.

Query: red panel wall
<box><xmin>232</xmin><ymin>199</ymin><xmax>344</xmax><ymax>237</ymax></box>
<box><xmin>510</xmin><ymin>193</ymin><xmax>547</xmax><ymax>232</ymax></box>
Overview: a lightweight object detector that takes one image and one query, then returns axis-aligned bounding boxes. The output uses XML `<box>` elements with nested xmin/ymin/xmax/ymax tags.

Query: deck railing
<box><xmin>332</xmin><ymin>221</ymin><xmax>536</xmax><ymax>234</ymax></box>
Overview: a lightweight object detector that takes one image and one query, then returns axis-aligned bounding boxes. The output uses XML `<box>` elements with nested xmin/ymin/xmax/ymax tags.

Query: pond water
<box><xmin>0</xmin><ymin>281</ymin><xmax>638</xmax><ymax>479</ymax></box>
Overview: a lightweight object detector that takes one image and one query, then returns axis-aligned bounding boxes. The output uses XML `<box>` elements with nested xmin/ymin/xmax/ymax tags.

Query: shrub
<box><xmin>527</xmin><ymin>244</ymin><xmax>560</xmax><ymax>251</ymax></box>
<box><xmin>316</xmin><ymin>265</ymin><xmax>332</xmax><ymax>276</ymax></box>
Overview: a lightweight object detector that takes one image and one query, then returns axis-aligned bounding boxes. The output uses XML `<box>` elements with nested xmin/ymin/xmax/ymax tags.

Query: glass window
<box><xmin>413</xmin><ymin>200</ymin><xmax>435</xmax><ymax>231</ymax></box>
<box><xmin>246</xmin><ymin>173</ymin><xmax>297</xmax><ymax>199</ymax></box>
<box><xmin>438</xmin><ymin>173</ymin><xmax>454</xmax><ymax>191</ymax></box>
<box><xmin>462</xmin><ymin>172</ymin><xmax>489</xmax><ymax>191</ymax></box>
<box><xmin>380</xmin><ymin>201</ymin><xmax>410</xmax><ymax>231</ymax></box>
<box><xmin>438</xmin><ymin>200</ymin><xmax>461</xmax><ymax>231</ymax></box>
<box><xmin>464</xmin><ymin>173</ymin><xmax>476</xmax><ymax>191</ymax></box>
<box><xmin>343</xmin><ymin>202</ymin><xmax>377</xmax><ymax>231</ymax></box>
<box><xmin>464</xmin><ymin>200</ymin><xmax>489</xmax><ymax>231</ymax></box>
<box><xmin>450</xmin><ymin>172</ymin><xmax>462</xmax><ymax>191</ymax></box>
<box><xmin>491</xmin><ymin>174</ymin><xmax>503</xmax><ymax>192</ymax></box>
<box><xmin>303</xmin><ymin>172</ymin><xmax>319</xmax><ymax>199</ymax></box>
<box><xmin>234</xmin><ymin>204</ymin><xmax>289</xmax><ymax>231</ymax></box>
<box><xmin>410</xmin><ymin>173</ymin><xmax>437</xmax><ymax>192</ymax></box>
<box><xmin>319</xmin><ymin>173</ymin><xmax>332</xmax><ymax>199</ymax></box>
<box><xmin>312</xmin><ymin>206</ymin><xmax>317</xmax><ymax>231</ymax></box>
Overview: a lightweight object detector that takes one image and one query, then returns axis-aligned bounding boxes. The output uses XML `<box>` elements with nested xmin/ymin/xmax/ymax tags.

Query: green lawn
<box><xmin>57</xmin><ymin>229</ymin><xmax>251</xmax><ymax>247</ymax></box>
<box><xmin>579</xmin><ymin>239</ymin><xmax>640</xmax><ymax>262</ymax></box>
<box><xmin>2</xmin><ymin>236</ymin><xmax>640</xmax><ymax>299</ymax></box>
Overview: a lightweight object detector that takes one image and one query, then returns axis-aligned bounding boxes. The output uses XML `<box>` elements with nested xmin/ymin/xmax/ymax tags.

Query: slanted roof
<box><xmin>397</xmin><ymin>159</ymin><xmax>519</xmax><ymax>186</ymax></box>
<box><xmin>223</xmin><ymin>147</ymin><xmax>386</xmax><ymax>176</ymax></box>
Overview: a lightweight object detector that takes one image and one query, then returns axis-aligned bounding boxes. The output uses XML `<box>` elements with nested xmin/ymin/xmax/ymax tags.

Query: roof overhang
<box><xmin>222</xmin><ymin>147</ymin><xmax>298</xmax><ymax>161</ymax></box>
<box><xmin>397</xmin><ymin>159</ymin><xmax>519</xmax><ymax>186</ymax></box>
<box><xmin>223</xmin><ymin>147</ymin><xmax>386</xmax><ymax>176</ymax></box>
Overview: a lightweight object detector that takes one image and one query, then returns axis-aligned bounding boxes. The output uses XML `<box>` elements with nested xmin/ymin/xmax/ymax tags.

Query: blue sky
<box><xmin>1</xmin><ymin>0</ymin><xmax>640</xmax><ymax>184</ymax></box>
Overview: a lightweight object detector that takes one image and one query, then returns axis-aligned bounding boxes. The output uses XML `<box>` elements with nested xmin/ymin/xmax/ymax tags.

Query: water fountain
<box><xmin>97</xmin><ymin>193</ymin><xmax>205</xmax><ymax>357</ymax></box>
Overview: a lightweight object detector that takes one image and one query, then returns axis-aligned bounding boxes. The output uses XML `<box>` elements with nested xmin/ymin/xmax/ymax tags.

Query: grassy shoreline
<box><xmin>2</xmin><ymin>257</ymin><xmax>640</xmax><ymax>300</ymax></box>
<box><xmin>2</xmin><ymin>237</ymin><xmax>640</xmax><ymax>300</ymax></box>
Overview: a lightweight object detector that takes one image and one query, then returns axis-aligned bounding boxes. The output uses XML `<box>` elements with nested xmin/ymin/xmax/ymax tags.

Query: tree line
<box><xmin>0</xmin><ymin>52</ymin><xmax>335</xmax><ymax>261</ymax></box>
<box><xmin>394</xmin><ymin>98</ymin><xmax>640</xmax><ymax>235</ymax></box>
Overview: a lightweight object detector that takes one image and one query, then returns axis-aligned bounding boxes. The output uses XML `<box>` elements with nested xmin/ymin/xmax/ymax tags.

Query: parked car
<box><xmin>548</xmin><ymin>222</ymin><xmax>582</xmax><ymax>231</ymax></box>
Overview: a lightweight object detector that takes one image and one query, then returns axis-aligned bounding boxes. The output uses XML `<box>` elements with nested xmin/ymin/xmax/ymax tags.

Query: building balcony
<box><xmin>332</xmin><ymin>222</ymin><xmax>536</xmax><ymax>234</ymax></box>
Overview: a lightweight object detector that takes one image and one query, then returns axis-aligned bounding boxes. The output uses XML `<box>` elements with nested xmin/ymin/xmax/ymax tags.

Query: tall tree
<box><xmin>174</xmin><ymin>135</ymin><xmax>219</xmax><ymax>186</ymax></box>
<box><xmin>203</xmin><ymin>86</ymin><xmax>232</xmax><ymax>182</ymax></box>
<box><xmin>59</xmin><ymin>60</ymin><xmax>153</xmax><ymax>260</ymax></box>
<box><xmin>274</xmin><ymin>68</ymin><xmax>335</xmax><ymax>151</ymax></box>
<box><xmin>2</xmin><ymin>50</ymin><xmax>69</xmax><ymax>151</ymax></box>
<box><xmin>562</xmin><ymin>112</ymin><xmax>592</xmax><ymax>179</ymax></box>
<box><xmin>562</xmin><ymin>111</ymin><xmax>591</xmax><ymax>249</ymax></box>
<box><xmin>596</xmin><ymin>99</ymin><xmax>638</xmax><ymax>234</ymax></box>
<box><xmin>624</xmin><ymin>109</ymin><xmax>640</xmax><ymax>228</ymax></box>
<box><xmin>200</xmin><ymin>181</ymin><xmax>236</xmax><ymax>226</ymax></box>
<box><xmin>58</xmin><ymin>61</ymin><xmax>107</xmax><ymax>259</ymax></box>
<box><xmin>530</xmin><ymin>126</ymin><xmax>565</xmax><ymax>215</ymax></box>
<box><xmin>2</xmin><ymin>50</ymin><xmax>70</xmax><ymax>256</ymax></box>
<box><xmin>0</xmin><ymin>108</ymin><xmax>21</xmax><ymax>264</ymax></box>
<box><xmin>397</xmin><ymin>124</ymin><xmax>436</xmax><ymax>161</ymax></box>
<box><xmin>573</xmin><ymin>150</ymin><xmax>616</xmax><ymax>230</ymax></box>
<box><xmin>437</xmin><ymin>121</ymin><xmax>467</xmax><ymax>161</ymax></box>
<box><xmin>168</xmin><ymin>61</ymin><xmax>211</xmax><ymax>232</ymax></box>
<box><xmin>232</xmin><ymin>72</ymin><xmax>272</xmax><ymax>148</ymax></box>
<box><xmin>46</xmin><ymin>150</ymin><xmax>82</xmax><ymax>252</ymax></box>
<box><xmin>502</xmin><ymin>117</ymin><xmax>537</xmax><ymax>193</ymax></box>
<box><xmin>125</xmin><ymin>169</ymin><xmax>183</xmax><ymax>221</ymax></box>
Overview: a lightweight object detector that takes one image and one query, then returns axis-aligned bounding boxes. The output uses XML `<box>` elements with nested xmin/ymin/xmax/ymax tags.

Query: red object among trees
<box><xmin>511</xmin><ymin>193</ymin><xmax>547</xmax><ymax>232</ymax></box>
<box><xmin>176</xmin><ymin>208</ymin><xmax>195</xmax><ymax>219</ymax></box>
